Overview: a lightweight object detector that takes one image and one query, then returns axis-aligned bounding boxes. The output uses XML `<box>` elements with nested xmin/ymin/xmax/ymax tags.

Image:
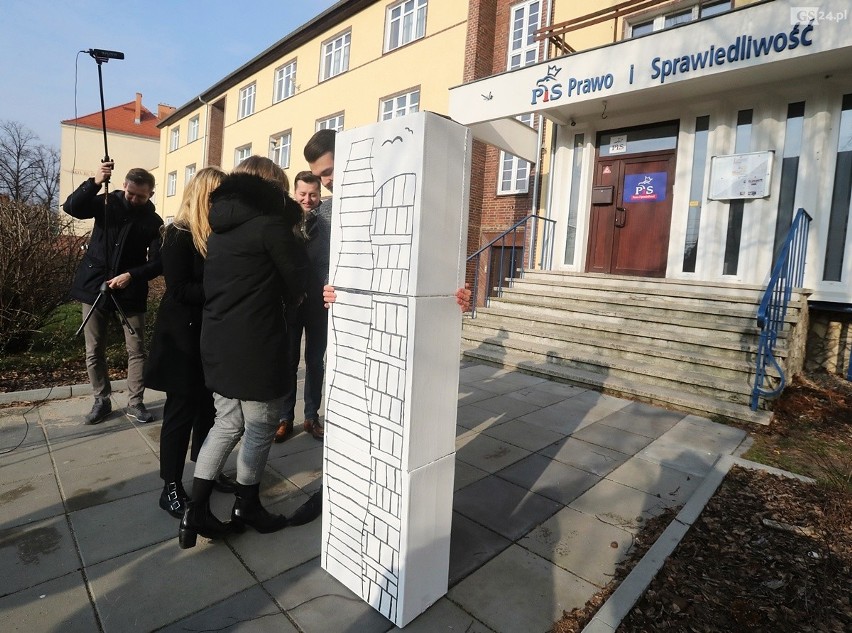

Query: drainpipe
<box><xmin>530</xmin><ymin>0</ymin><xmax>552</xmax><ymax>269</ymax></box>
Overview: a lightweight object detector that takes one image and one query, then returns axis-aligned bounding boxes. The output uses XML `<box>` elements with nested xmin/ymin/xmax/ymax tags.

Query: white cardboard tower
<box><xmin>322</xmin><ymin>112</ymin><xmax>471</xmax><ymax>627</ymax></box>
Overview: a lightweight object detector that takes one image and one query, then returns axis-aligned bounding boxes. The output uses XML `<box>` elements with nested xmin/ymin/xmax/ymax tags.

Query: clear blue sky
<box><xmin>0</xmin><ymin>0</ymin><xmax>339</xmax><ymax>149</ymax></box>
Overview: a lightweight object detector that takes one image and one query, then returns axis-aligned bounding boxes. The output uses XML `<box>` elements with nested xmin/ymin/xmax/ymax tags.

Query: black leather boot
<box><xmin>212</xmin><ymin>472</ymin><xmax>237</xmax><ymax>494</ymax></box>
<box><xmin>178</xmin><ymin>477</ymin><xmax>231</xmax><ymax>549</ymax></box>
<box><xmin>231</xmin><ymin>482</ymin><xmax>288</xmax><ymax>534</ymax></box>
<box><xmin>287</xmin><ymin>490</ymin><xmax>323</xmax><ymax>526</ymax></box>
<box><xmin>159</xmin><ymin>481</ymin><xmax>189</xmax><ymax>519</ymax></box>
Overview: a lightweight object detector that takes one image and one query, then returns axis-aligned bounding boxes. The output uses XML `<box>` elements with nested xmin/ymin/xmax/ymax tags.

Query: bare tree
<box><xmin>0</xmin><ymin>120</ymin><xmax>60</xmax><ymax>207</ymax></box>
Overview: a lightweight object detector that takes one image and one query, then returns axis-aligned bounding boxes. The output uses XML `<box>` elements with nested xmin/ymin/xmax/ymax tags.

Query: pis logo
<box><xmin>531</xmin><ymin>65</ymin><xmax>562</xmax><ymax>105</ymax></box>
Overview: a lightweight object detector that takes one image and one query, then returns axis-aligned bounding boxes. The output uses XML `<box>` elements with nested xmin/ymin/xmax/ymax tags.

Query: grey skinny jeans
<box><xmin>193</xmin><ymin>393</ymin><xmax>284</xmax><ymax>486</ymax></box>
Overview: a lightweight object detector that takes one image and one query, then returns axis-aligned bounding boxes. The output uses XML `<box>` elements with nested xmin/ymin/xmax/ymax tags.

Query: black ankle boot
<box><xmin>212</xmin><ymin>472</ymin><xmax>237</xmax><ymax>494</ymax></box>
<box><xmin>159</xmin><ymin>481</ymin><xmax>188</xmax><ymax>519</ymax></box>
<box><xmin>231</xmin><ymin>482</ymin><xmax>287</xmax><ymax>534</ymax></box>
<box><xmin>178</xmin><ymin>477</ymin><xmax>231</xmax><ymax>549</ymax></box>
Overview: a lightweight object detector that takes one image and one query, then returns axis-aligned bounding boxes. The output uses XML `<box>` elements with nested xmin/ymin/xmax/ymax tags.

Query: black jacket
<box><xmin>144</xmin><ymin>226</ymin><xmax>205</xmax><ymax>394</ymax></box>
<box><xmin>201</xmin><ymin>173</ymin><xmax>307</xmax><ymax>401</ymax></box>
<box><xmin>63</xmin><ymin>178</ymin><xmax>163</xmax><ymax>313</ymax></box>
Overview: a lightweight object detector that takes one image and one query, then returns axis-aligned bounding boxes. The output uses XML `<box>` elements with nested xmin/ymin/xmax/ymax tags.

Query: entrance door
<box><xmin>586</xmin><ymin>153</ymin><xmax>675</xmax><ymax>277</ymax></box>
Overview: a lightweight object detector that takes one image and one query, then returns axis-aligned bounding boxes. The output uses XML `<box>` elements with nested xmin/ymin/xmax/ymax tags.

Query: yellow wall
<box><xmin>59</xmin><ymin>124</ymin><xmax>159</xmax><ymax>234</ymax></box>
<box><xmin>156</xmin><ymin>0</ymin><xmax>469</xmax><ymax>218</ymax></box>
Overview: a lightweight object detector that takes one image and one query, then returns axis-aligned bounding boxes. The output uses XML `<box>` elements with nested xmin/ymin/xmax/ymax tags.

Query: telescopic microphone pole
<box><xmin>76</xmin><ymin>49</ymin><xmax>135</xmax><ymax>337</ymax></box>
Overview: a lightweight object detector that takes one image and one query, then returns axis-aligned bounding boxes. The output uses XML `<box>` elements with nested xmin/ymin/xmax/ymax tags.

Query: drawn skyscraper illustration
<box><xmin>322</xmin><ymin>113</ymin><xmax>471</xmax><ymax>627</ymax></box>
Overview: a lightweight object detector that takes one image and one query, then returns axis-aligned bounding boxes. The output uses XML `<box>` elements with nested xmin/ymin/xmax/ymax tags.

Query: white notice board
<box><xmin>708</xmin><ymin>151</ymin><xmax>774</xmax><ymax>200</ymax></box>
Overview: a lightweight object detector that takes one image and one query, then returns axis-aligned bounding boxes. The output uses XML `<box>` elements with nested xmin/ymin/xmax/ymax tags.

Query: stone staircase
<box><xmin>462</xmin><ymin>271</ymin><xmax>810</xmax><ymax>425</ymax></box>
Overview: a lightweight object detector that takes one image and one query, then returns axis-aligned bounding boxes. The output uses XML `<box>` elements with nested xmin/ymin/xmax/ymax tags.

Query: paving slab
<box><xmin>568</xmin><ymin>478</ymin><xmax>671</xmax><ymax>534</ymax></box>
<box><xmin>264</xmin><ymin>559</ymin><xmax>394</xmax><ymax>633</ymax></box>
<box><xmin>571</xmin><ymin>421</ymin><xmax>655</xmax><ymax>454</ymax></box>
<box><xmin>518</xmin><ymin>390</ymin><xmax>628</xmax><ymax>435</ymax></box>
<box><xmin>456</xmin><ymin>432</ymin><xmax>531</xmax><ymax>474</ymax></box>
<box><xmin>474</xmin><ymin>393</ymin><xmax>544</xmax><ymax>419</ymax></box>
<box><xmin>87</xmin><ymin>538</ymin><xmax>256</xmax><ymax>633</ymax></box>
<box><xmin>606</xmin><ymin>456</ymin><xmax>701</xmax><ymax>507</ymax></box>
<box><xmin>497</xmin><ymin>453</ymin><xmax>600</xmax><ymax>505</ymax></box>
<box><xmin>471</xmin><ymin>369</ymin><xmax>546</xmax><ymax>393</ymax></box>
<box><xmin>227</xmin><ymin>493</ymin><xmax>321</xmax><ymax>582</ymax></box>
<box><xmin>448</xmin><ymin>544</ymin><xmax>597</xmax><ymax>633</ymax></box>
<box><xmin>595</xmin><ymin>401</ymin><xmax>686</xmax><ymax>438</ymax></box>
<box><xmin>637</xmin><ymin>437</ymin><xmax>720</xmax><ymax>477</ymax></box>
<box><xmin>158</xmin><ymin>585</ymin><xmax>296</xmax><ymax>633</ymax></box>
<box><xmin>457</xmin><ymin>384</ymin><xmax>497</xmax><ymax>406</ymax></box>
<box><xmin>268</xmin><ymin>430</ymin><xmax>327</xmax><ymax>458</ymax></box>
<box><xmin>458</xmin><ymin>364</ymin><xmax>507</xmax><ymax>384</ymax></box>
<box><xmin>391</xmin><ymin>596</ymin><xmax>494</xmax><ymax>632</ymax></box>
<box><xmin>48</xmin><ymin>426</ymin><xmax>154</xmax><ymax>470</ymax></box>
<box><xmin>481</xmin><ymin>417</ymin><xmax>566</xmax><ymax>452</ymax></box>
<box><xmin>0</xmin><ymin>408</ymin><xmax>46</xmax><ymax>452</ymax></box>
<box><xmin>506</xmin><ymin>383</ymin><xmax>581</xmax><ymax>407</ymax></box>
<box><xmin>539</xmin><ymin>436</ymin><xmax>631</xmax><ymax>477</ymax></box>
<box><xmin>519</xmin><ymin>506</ymin><xmax>635</xmax><ymax>588</ymax></box>
<box><xmin>453</xmin><ymin>460</ymin><xmax>489</xmax><ymax>491</ymax></box>
<box><xmin>0</xmin><ymin>570</ymin><xmax>98</xmax><ymax>633</ymax></box>
<box><xmin>0</xmin><ymin>473</ymin><xmax>64</xmax><ymax>530</ymax></box>
<box><xmin>267</xmin><ymin>445</ymin><xmax>323</xmax><ymax>492</ymax></box>
<box><xmin>0</xmin><ymin>515</ymin><xmax>81</xmax><ymax>595</ymax></box>
<box><xmin>57</xmin><ymin>451</ymin><xmax>162</xmax><ymax>512</ymax></box>
<box><xmin>453</xmin><ymin>476</ymin><xmax>561</xmax><ymax>540</ymax></box>
<box><xmin>448</xmin><ymin>512</ymin><xmax>512</xmax><ymax>586</ymax></box>
<box><xmin>70</xmin><ymin>491</ymin><xmax>178</xmax><ymax>566</ymax></box>
<box><xmin>455</xmin><ymin>402</ymin><xmax>515</xmax><ymax>432</ymax></box>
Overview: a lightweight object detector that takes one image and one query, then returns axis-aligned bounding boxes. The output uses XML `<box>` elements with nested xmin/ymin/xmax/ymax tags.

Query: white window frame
<box><xmin>167</xmin><ymin>171</ymin><xmax>177</xmax><ymax>197</ymax></box>
<box><xmin>317</xmin><ymin>113</ymin><xmax>345</xmax><ymax>132</ymax></box>
<box><xmin>507</xmin><ymin>0</ymin><xmax>542</xmax><ymax>70</ymax></box>
<box><xmin>321</xmin><ymin>31</ymin><xmax>351</xmax><ymax>81</ymax></box>
<box><xmin>497</xmin><ymin>113</ymin><xmax>534</xmax><ymax>195</ymax></box>
<box><xmin>626</xmin><ymin>1</ymin><xmax>731</xmax><ymax>38</ymax></box>
<box><xmin>169</xmin><ymin>127</ymin><xmax>180</xmax><ymax>152</ymax></box>
<box><xmin>185</xmin><ymin>164</ymin><xmax>196</xmax><ymax>184</ymax></box>
<box><xmin>269</xmin><ymin>130</ymin><xmax>292</xmax><ymax>168</ymax></box>
<box><xmin>274</xmin><ymin>60</ymin><xmax>297</xmax><ymax>102</ymax></box>
<box><xmin>381</xmin><ymin>88</ymin><xmax>421</xmax><ymax>121</ymax></box>
<box><xmin>238</xmin><ymin>82</ymin><xmax>256</xmax><ymax>119</ymax></box>
<box><xmin>235</xmin><ymin>144</ymin><xmax>252</xmax><ymax>165</ymax></box>
<box><xmin>187</xmin><ymin>116</ymin><xmax>199</xmax><ymax>143</ymax></box>
<box><xmin>385</xmin><ymin>0</ymin><xmax>428</xmax><ymax>52</ymax></box>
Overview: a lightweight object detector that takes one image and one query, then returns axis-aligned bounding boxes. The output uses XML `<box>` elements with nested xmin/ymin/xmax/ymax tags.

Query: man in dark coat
<box><xmin>63</xmin><ymin>162</ymin><xmax>162</xmax><ymax>424</ymax></box>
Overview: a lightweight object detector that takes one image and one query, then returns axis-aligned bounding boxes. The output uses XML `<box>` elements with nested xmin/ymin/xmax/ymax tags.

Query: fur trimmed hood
<box><xmin>208</xmin><ymin>172</ymin><xmax>300</xmax><ymax>233</ymax></box>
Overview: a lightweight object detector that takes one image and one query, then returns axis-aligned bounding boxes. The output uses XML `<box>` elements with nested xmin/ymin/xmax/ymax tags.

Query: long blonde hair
<box><xmin>232</xmin><ymin>155</ymin><xmax>290</xmax><ymax>193</ymax></box>
<box><xmin>172</xmin><ymin>166</ymin><xmax>225</xmax><ymax>257</ymax></box>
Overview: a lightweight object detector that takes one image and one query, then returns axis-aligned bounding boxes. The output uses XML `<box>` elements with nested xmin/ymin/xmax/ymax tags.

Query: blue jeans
<box><xmin>282</xmin><ymin>300</ymin><xmax>328</xmax><ymax>422</ymax></box>
<box><xmin>193</xmin><ymin>393</ymin><xmax>284</xmax><ymax>486</ymax></box>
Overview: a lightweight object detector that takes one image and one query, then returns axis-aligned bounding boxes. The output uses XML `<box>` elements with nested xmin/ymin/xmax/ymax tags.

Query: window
<box><xmin>627</xmin><ymin>1</ymin><xmax>731</xmax><ymax>37</ymax></box>
<box><xmin>386</xmin><ymin>0</ymin><xmax>427</xmax><ymax>52</ymax></box>
<box><xmin>381</xmin><ymin>89</ymin><xmax>420</xmax><ymax>120</ymax></box>
<box><xmin>321</xmin><ymin>31</ymin><xmax>351</xmax><ymax>81</ymax></box>
<box><xmin>187</xmin><ymin>116</ymin><xmax>199</xmax><ymax>143</ymax></box>
<box><xmin>185</xmin><ymin>164</ymin><xmax>196</xmax><ymax>184</ymax></box>
<box><xmin>167</xmin><ymin>171</ymin><xmax>177</xmax><ymax>197</ymax></box>
<box><xmin>317</xmin><ymin>113</ymin><xmax>344</xmax><ymax>132</ymax></box>
<box><xmin>169</xmin><ymin>127</ymin><xmax>180</xmax><ymax>152</ymax></box>
<box><xmin>683</xmin><ymin>116</ymin><xmax>710</xmax><ymax>272</ymax></box>
<box><xmin>723</xmin><ymin>109</ymin><xmax>753</xmax><ymax>276</ymax></box>
<box><xmin>773</xmin><ymin>102</ymin><xmax>806</xmax><ymax>266</ymax></box>
<box><xmin>508</xmin><ymin>1</ymin><xmax>541</xmax><ymax>70</ymax></box>
<box><xmin>235</xmin><ymin>144</ymin><xmax>252</xmax><ymax>165</ymax></box>
<box><xmin>269</xmin><ymin>131</ymin><xmax>292</xmax><ymax>168</ymax></box>
<box><xmin>498</xmin><ymin>113</ymin><xmax>534</xmax><ymax>194</ymax></box>
<box><xmin>274</xmin><ymin>61</ymin><xmax>297</xmax><ymax>102</ymax></box>
<box><xmin>823</xmin><ymin>94</ymin><xmax>852</xmax><ymax>281</ymax></box>
<box><xmin>564</xmin><ymin>133</ymin><xmax>585</xmax><ymax>266</ymax></box>
<box><xmin>238</xmin><ymin>83</ymin><xmax>256</xmax><ymax>119</ymax></box>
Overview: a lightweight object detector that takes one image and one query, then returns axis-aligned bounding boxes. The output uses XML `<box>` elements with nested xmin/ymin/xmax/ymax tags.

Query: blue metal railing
<box><xmin>751</xmin><ymin>208</ymin><xmax>812</xmax><ymax>410</ymax></box>
<box><xmin>467</xmin><ymin>215</ymin><xmax>556</xmax><ymax>317</ymax></box>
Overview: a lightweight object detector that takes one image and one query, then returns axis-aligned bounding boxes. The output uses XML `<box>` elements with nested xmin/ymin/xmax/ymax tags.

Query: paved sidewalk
<box><xmin>0</xmin><ymin>362</ymin><xmax>748</xmax><ymax>632</ymax></box>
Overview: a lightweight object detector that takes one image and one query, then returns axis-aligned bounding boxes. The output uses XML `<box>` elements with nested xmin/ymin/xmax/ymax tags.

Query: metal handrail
<box><xmin>466</xmin><ymin>214</ymin><xmax>556</xmax><ymax>317</ymax></box>
<box><xmin>751</xmin><ymin>207</ymin><xmax>812</xmax><ymax>410</ymax></box>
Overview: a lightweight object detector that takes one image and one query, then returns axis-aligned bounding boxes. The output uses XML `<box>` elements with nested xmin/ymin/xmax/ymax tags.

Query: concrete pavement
<box><xmin>0</xmin><ymin>362</ymin><xmax>749</xmax><ymax>632</ymax></box>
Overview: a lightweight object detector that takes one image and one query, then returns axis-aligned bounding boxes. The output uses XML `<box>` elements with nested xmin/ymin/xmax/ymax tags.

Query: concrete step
<box><xmin>463</xmin><ymin>334</ymin><xmax>768</xmax><ymax>407</ymax></box>
<box><xmin>462</xmin><ymin>316</ymin><xmax>781</xmax><ymax>383</ymax></box>
<box><xmin>461</xmin><ymin>343</ymin><xmax>773</xmax><ymax>426</ymax></box>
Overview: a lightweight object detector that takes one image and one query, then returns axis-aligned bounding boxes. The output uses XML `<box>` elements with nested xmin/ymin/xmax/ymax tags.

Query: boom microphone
<box><xmin>87</xmin><ymin>49</ymin><xmax>125</xmax><ymax>61</ymax></box>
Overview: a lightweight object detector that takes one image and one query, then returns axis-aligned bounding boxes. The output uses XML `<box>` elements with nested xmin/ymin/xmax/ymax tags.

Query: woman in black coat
<box><xmin>179</xmin><ymin>157</ymin><xmax>308</xmax><ymax>548</ymax></box>
<box><xmin>144</xmin><ymin>167</ymin><xmax>232</xmax><ymax>518</ymax></box>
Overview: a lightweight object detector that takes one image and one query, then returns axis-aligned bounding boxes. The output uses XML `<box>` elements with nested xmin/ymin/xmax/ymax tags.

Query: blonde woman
<box><xmin>179</xmin><ymin>156</ymin><xmax>307</xmax><ymax>547</ymax></box>
<box><xmin>145</xmin><ymin>167</ymin><xmax>232</xmax><ymax>518</ymax></box>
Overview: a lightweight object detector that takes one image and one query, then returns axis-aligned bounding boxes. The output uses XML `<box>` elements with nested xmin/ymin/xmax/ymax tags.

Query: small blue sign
<box><xmin>624</xmin><ymin>172</ymin><xmax>667</xmax><ymax>203</ymax></box>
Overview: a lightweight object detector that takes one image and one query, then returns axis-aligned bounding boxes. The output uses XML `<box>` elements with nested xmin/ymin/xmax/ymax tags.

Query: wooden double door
<box><xmin>585</xmin><ymin>152</ymin><xmax>676</xmax><ymax>277</ymax></box>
